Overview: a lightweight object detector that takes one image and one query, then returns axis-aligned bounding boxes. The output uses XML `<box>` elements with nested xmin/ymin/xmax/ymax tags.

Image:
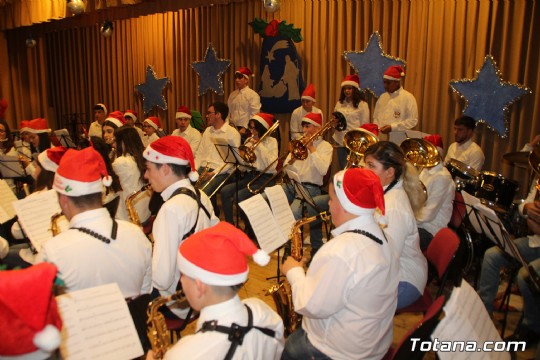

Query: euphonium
<box><xmin>126</xmin><ymin>184</ymin><xmax>152</xmax><ymax>227</ymax></box>
<box><xmin>146</xmin><ymin>290</ymin><xmax>187</xmax><ymax>359</ymax></box>
<box><xmin>344</xmin><ymin>128</ymin><xmax>379</xmax><ymax>169</ymax></box>
<box><xmin>266</xmin><ymin>212</ymin><xmax>331</xmax><ymax>335</ymax></box>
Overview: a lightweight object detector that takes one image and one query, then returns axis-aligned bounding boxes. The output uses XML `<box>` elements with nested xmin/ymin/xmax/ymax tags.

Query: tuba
<box><xmin>126</xmin><ymin>184</ymin><xmax>152</xmax><ymax>227</ymax></box>
<box><xmin>266</xmin><ymin>212</ymin><xmax>331</xmax><ymax>335</ymax></box>
<box><xmin>344</xmin><ymin>128</ymin><xmax>379</xmax><ymax>169</ymax></box>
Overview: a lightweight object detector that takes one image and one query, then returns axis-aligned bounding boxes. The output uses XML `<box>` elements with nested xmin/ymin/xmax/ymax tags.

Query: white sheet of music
<box><xmin>12</xmin><ymin>189</ymin><xmax>61</xmax><ymax>252</ymax></box>
<box><xmin>239</xmin><ymin>194</ymin><xmax>287</xmax><ymax>253</ymax></box>
<box><xmin>264</xmin><ymin>185</ymin><xmax>295</xmax><ymax>240</ymax></box>
<box><xmin>432</xmin><ymin>280</ymin><xmax>509</xmax><ymax>360</ymax></box>
<box><xmin>56</xmin><ymin>283</ymin><xmax>143</xmax><ymax>360</ymax></box>
<box><xmin>0</xmin><ymin>179</ymin><xmax>17</xmax><ymax>223</ymax></box>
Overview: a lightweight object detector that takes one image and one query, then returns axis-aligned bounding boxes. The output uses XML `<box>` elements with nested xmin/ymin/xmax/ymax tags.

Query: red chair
<box><xmin>449</xmin><ymin>191</ymin><xmax>466</xmax><ymax>229</ymax></box>
<box><xmin>396</xmin><ymin>228</ymin><xmax>460</xmax><ymax>314</ymax></box>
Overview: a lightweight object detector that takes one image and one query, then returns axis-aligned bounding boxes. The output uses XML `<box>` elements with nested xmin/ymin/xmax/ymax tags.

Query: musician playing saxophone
<box><xmin>281</xmin><ymin>168</ymin><xmax>399</xmax><ymax>360</ymax></box>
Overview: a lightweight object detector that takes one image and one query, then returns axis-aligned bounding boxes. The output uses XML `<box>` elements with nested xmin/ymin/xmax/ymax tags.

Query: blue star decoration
<box><xmin>135</xmin><ymin>66</ymin><xmax>170</xmax><ymax>113</ymax></box>
<box><xmin>450</xmin><ymin>55</ymin><xmax>531</xmax><ymax>138</ymax></box>
<box><xmin>191</xmin><ymin>43</ymin><xmax>231</xmax><ymax>96</ymax></box>
<box><xmin>344</xmin><ymin>32</ymin><xmax>406</xmax><ymax>98</ymax></box>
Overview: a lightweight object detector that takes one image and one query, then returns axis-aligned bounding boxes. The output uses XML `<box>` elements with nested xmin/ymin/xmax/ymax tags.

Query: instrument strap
<box><xmin>344</xmin><ymin>229</ymin><xmax>384</xmax><ymax>245</ymax></box>
<box><xmin>72</xmin><ymin>219</ymin><xmax>118</xmax><ymax>244</ymax></box>
<box><xmin>197</xmin><ymin>305</ymin><xmax>276</xmax><ymax>360</ymax></box>
<box><xmin>384</xmin><ymin>178</ymin><xmax>399</xmax><ymax>194</ymax></box>
<box><xmin>169</xmin><ymin>187</ymin><xmax>211</xmax><ymax>241</ymax></box>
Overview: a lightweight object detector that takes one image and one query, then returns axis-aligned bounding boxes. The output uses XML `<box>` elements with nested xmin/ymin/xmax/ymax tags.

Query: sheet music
<box><xmin>432</xmin><ymin>280</ymin><xmax>509</xmax><ymax>360</ymax></box>
<box><xmin>239</xmin><ymin>194</ymin><xmax>287</xmax><ymax>253</ymax></box>
<box><xmin>12</xmin><ymin>189</ymin><xmax>62</xmax><ymax>252</ymax></box>
<box><xmin>0</xmin><ymin>179</ymin><xmax>17</xmax><ymax>223</ymax></box>
<box><xmin>0</xmin><ymin>154</ymin><xmax>26</xmax><ymax>178</ymax></box>
<box><xmin>264</xmin><ymin>185</ymin><xmax>296</xmax><ymax>240</ymax></box>
<box><xmin>56</xmin><ymin>283</ymin><xmax>143</xmax><ymax>360</ymax></box>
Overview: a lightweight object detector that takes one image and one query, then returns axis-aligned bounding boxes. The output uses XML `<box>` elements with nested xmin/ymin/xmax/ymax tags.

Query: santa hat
<box><xmin>301</xmin><ymin>84</ymin><xmax>316</xmax><ymax>102</ymax></box>
<box><xmin>333</xmin><ymin>168</ymin><xmax>385</xmax><ymax>216</ymax></box>
<box><xmin>235</xmin><ymin>67</ymin><xmax>253</xmax><ymax>79</ymax></box>
<box><xmin>54</xmin><ymin>147</ymin><xmax>113</xmax><ymax>196</ymax></box>
<box><xmin>0</xmin><ymin>98</ymin><xmax>7</xmax><ymax>119</ymax></box>
<box><xmin>176</xmin><ymin>106</ymin><xmax>192</xmax><ymax>119</ymax></box>
<box><xmin>38</xmin><ymin>146</ymin><xmax>68</xmax><ymax>173</ymax></box>
<box><xmin>360</xmin><ymin>123</ymin><xmax>379</xmax><ymax>137</ymax></box>
<box><xmin>26</xmin><ymin>118</ymin><xmax>51</xmax><ymax>134</ymax></box>
<box><xmin>423</xmin><ymin>134</ymin><xmax>444</xmax><ymax>157</ymax></box>
<box><xmin>250</xmin><ymin>113</ymin><xmax>274</xmax><ymax>129</ymax></box>
<box><xmin>105</xmin><ymin>111</ymin><xmax>126</xmax><ymax>128</ymax></box>
<box><xmin>0</xmin><ymin>263</ymin><xmax>62</xmax><ymax>357</ymax></box>
<box><xmin>143</xmin><ymin>135</ymin><xmax>199</xmax><ymax>182</ymax></box>
<box><xmin>341</xmin><ymin>74</ymin><xmax>360</xmax><ymax>89</ymax></box>
<box><xmin>19</xmin><ymin>120</ymin><xmax>31</xmax><ymax>133</ymax></box>
<box><xmin>302</xmin><ymin>112</ymin><xmax>322</xmax><ymax>127</ymax></box>
<box><xmin>124</xmin><ymin>110</ymin><xmax>138</xmax><ymax>122</ymax></box>
<box><xmin>384</xmin><ymin>65</ymin><xmax>405</xmax><ymax>81</ymax></box>
<box><xmin>94</xmin><ymin>103</ymin><xmax>108</xmax><ymax>115</ymax></box>
<box><xmin>144</xmin><ymin>116</ymin><xmax>161</xmax><ymax>130</ymax></box>
<box><xmin>177</xmin><ymin>222</ymin><xmax>270</xmax><ymax>286</ymax></box>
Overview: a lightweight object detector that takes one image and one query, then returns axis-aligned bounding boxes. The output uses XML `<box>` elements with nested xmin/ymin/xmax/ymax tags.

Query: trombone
<box><xmin>238</xmin><ymin>120</ymin><xmax>280</xmax><ymax>164</ymax></box>
<box><xmin>343</xmin><ymin>128</ymin><xmax>379</xmax><ymax>169</ymax></box>
<box><xmin>195</xmin><ymin>162</ymin><xmax>237</xmax><ymax>199</ymax></box>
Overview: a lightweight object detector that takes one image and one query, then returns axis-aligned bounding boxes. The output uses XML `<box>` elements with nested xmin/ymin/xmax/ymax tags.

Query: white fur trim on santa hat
<box><xmin>105</xmin><ymin>117</ymin><xmax>124</xmax><ymax>128</ymax></box>
<box><xmin>301</xmin><ymin>95</ymin><xmax>316</xmax><ymax>102</ymax></box>
<box><xmin>144</xmin><ymin>118</ymin><xmax>159</xmax><ymax>130</ymax></box>
<box><xmin>33</xmin><ymin>324</ymin><xmax>61</xmax><ymax>352</ymax></box>
<box><xmin>177</xmin><ymin>251</ymin><xmax>249</xmax><ymax>286</ymax></box>
<box><xmin>143</xmin><ymin>145</ymin><xmax>190</xmax><ymax>166</ymax></box>
<box><xmin>251</xmin><ymin>114</ymin><xmax>270</xmax><ymax>129</ymax></box>
<box><xmin>94</xmin><ymin>103</ymin><xmax>108</xmax><ymax>114</ymax></box>
<box><xmin>176</xmin><ymin>111</ymin><xmax>192</xmax><ymax>119</ymax></box>
<box><xmin>333</xmin><ymin>171</ymin><xmax>376</xmax><ymax>216</ymax></box>
<box><xmin>301</xmin><ymin>115</ymin><xmax>321</xmax><ymax>127</ymax></box>
<box><xmin>53</xmin><ymin>173</ymin><xmax>105</xmax><ymax>196</ymax></box>
<box><xmin>38</xmin><ymin>151</ymin><xmax>58</xmax><ymax>172</ymax></box>
<box><xmin>341</xmin><ymin>80</ymin><xmax>360</xmax><ymax>89</ymax></box>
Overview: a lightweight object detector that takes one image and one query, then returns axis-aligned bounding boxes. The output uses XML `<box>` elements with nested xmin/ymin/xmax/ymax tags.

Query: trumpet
<box><xmin>238</xmin><ymin>121</ymin><xmax>280</xmax><ymax>164</ymax></box>
<box><xmin>344</xmin><ymin>128</ymin><xmax>379</xmax><ymax>169</ymax></box>
<box><xmin>126</xmin><ymin>184</ymin><xmax>152</xmax><ymax>227</ymax></box>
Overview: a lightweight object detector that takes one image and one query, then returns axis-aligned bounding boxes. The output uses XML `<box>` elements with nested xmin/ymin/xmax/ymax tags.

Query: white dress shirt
<box><xmin>373</xmin><ymin>87</ymin><xmax>418</xmax><ymax>131</ymax></box>
<box><xmin>332</xmin><ymin>100</ymin><xmax>370</xmax><ymax>145</ymax></box>
<box><xmin>112</xmin><ymin>155</ymin><xmax>151</xmax><ymax>223</ymax></box>
<box><xmin>227</xmin><ymin>86</ymin><xmax>261</xmax><ymax>129</ymax></box>
<box><xmin>444</xmin><ymin>138</ymin><xmax>485</xmax><ymax>171</ymax></box>
<box><xmin>195</xmin><ymin>121</ymin><xmax>241</xmax><ymax>171</ymax></box>
<box><xmin>172</xmin><ymin>126</ymin><xmax>202</xmax><ymax>155</ymax></box>
<box><xmin>289</xmin><ymin>106</ymin><xmax>323</xmax><ymax>140</ymax></box>
<box><xmin>284</xmin><ymin>138</ymin><xmax>332</xmax><ymax>185</ymax></box>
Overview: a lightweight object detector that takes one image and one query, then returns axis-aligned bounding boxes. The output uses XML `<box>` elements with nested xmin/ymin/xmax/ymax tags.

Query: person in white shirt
<box><xmin>142</xmin><ymin>116</ymin><xmax>165</xmax><ymax>147</ymax></box>
<box><xmin>171</xmin><ymin>105</ymin><xmax>201</xmax><ymax>154</ymax></box>
<box><xmin>227</xmin><ymin>67</ymin><xmax>261</xmax><ymax>138</ymax></box>
<box><xmin>88</xmin><ymin>103</ymin><xmax>108</xmax><ymax>138</ymax></box>
<box><xmin>373</xmin><ymin>66</ymin><xmax>418</xmax><ymax>136</ymax></box>
<box><xmin>444</xmin><ymin>115</ymin><xmax>485</xmax><ymax>171</ymax></box>
<box><xmin>147</xmin><ymin>222</ymin><xmax>284</xmax><ymax>360</ymax></box>
<box><xmin>124</xmin><ymin>109</ymin><xmax>145</xmax><ymax>141</ymax></box>
<box><xmin>290</xmin><ymin>84</ymin><xmax>323</xmax><ymax>140</ymax></box>
<box><xmin>282</xmin><ymin>168</ymin><xmax>399</xmax><ymax>360</ymax></box>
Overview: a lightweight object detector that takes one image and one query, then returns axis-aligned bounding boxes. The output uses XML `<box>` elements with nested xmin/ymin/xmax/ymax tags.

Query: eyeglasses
<box><xmin>206</xmin><ymin>111</ymin><xmax>216</xmax><ymax>116</ymax></box>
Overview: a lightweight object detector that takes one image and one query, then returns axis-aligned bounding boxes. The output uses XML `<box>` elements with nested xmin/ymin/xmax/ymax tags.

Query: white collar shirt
<box><xmin>172</xmin><ymin>126</ymin><xmax>202</xmax><ymax>154</ymax></box>
<box><xmin>444</xmin><ymin>138</ymin><xmax>485</xmax><ymax>171</ymax></box>
<box><xmin>373</xmin><ymin>87</ymin><xmax>419</xmax><ymax>131</ymax></box>
<box><xmin>195</xmin><ymin>121</ymin><xmax>241</xmax><ymax>171</ymax></box>
<box><xmin>227</xmin><ymin>86</ymin><xmax>261</xmax><ymax>129</ymax></box>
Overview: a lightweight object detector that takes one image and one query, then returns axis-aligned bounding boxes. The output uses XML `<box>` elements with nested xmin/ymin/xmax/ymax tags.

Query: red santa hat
<box><xmin>235</xmin><ymin>67</ymin><xmax>253</xmax><ymax>79</ymax></box>
<box><xmin>424</xmin><ymin>134</ymin><xmax>444</xmax><ymax>157</ymax></box>
<box><xmin>384</xmin><ymin>65</ymin><xmax>405</xmax><ymax>81</ymax></box>
<box><xmin>38</xmin><ymin>146</ymin><xmax>68</xmax><ymax>173</ymax></box>
<box><xmin>124</xmin><ymin>109</ymin><xmax>138</xmax><ymax>122</ymax></box>
<box><xmin>176</xmin><ymin>106</ymin><xmax>192</xmax><ymax>119</ymax></box>
<box><xmin>19</xmin><ymin>120</ymin><xmax>31</xmax><ymax>133</ymax></box>
<box><xmin>0</xmin><ymin>98</ymin><xmax>7</xmax><ymax>119</ymax></box>
<box><xmin>94</xmin><ymin>103</ymin><xmax>108</xmax><ymax>115</ymax></box>
<box><xmin>53</xmin><ymin>147</ymin><xmax>113</xmax><ymax>196</ymax></box>
<box><xmin>105</xmin><ymin>111</ymin><xmax>126</xmax><ymax>128</ymax></box>
<box><xmin>177</xmin><ymin>222</ymin><xmax>270</xmax><ymax>286</ymax></box>
<box><xmin>301</xmin><ymin>112</ymin><xmax>323</xmax><ymax>127</ymax></box>
<box><xmin>333</xmin><ymin>168</ymin><xmax>385</xmax><ymax>216</ymax></box>
<box><xmin>26</xmin><ymin>118</ymin><xmax>51</xmax><ymax>134</ymax></box>
<box><xmin>341</xmin><ymin>74</ymin><xmax>360</xmax><ymax>89</ymax></box>
<box><xmin>301</xmin><ymin>84</ymin><xmax>316</xmax><ymax>102</ymax></box>
<box><xmin>143</xmin><ymin>135</ymin><xmax>199</xmax><ymax>182</ymax></box>
<box><xmin>250</xmin><ymin>112</ymin><xmax>274</xmax><ymax>130</ymax></box>
<box><xmin>0</xmin><ymin>263</ymin><xmax>62</xmax><ymax>357</ymax></box>
<box><xmin>360</xmin><ymin>123</ymin><xmax>379</xmax><ymax>137</ymax></box>
<box><xmin>144</xmin><ymin>116</ymin><xmax>161</xmax><ymax>130</ymax></box>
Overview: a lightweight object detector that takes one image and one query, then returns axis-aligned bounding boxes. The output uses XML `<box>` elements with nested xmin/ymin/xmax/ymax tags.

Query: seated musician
<box><xmin>142</xmin><ymin>116</ymin><xmax>165</xmax><ymax>147</ymax></box>
<box><xmin>283</xmin><ymin>112</ymin><xmax>333</xmax><ymax>260</ymax></box>
<box><xmin>39</xmin><ymin>146</ymin><xmax>152</xmax><ymax>299</ymax></box>
<box><xmin>148</xmin><ymin>222</ymin><xmax>284</xmax><ymax>359</ymax></box>
<box><xmin>19</xmin><ymin>118</ymin><xmax>52</xmax><ymax>179</ymax></box>
<box><xmin>221</xmin><ymin>112</ymin><xmax>278</xmax><ymax>225</ymax></box>
<box><xmin>416</xmin><ymin>134</ymin><xmax>455</xmax><ymax>250</ymax></box>
<box><xmin>172</xmin><ymin>105</ymin><xmax>202</xmax><ymax>154</ymax></box>
<box><xmin>444</xmin><ymin>116</ymin><xmax>485</xmax><ymax>171</ymax></box>
<box><xmin>143</xmin><ymin>136</ymin><xmax>218</xmax><ymax>316</ymax></box>
<box><xmin>281</xmin><ymin>168</ymin><xmax>399</xmax><ymax>360</ymax></box>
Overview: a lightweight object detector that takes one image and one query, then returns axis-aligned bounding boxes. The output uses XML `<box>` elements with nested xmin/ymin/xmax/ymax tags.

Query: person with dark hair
<box><xmin>142</xmin><ymin>117</ymin><xmax>166</xmax><ymax>147</ymax></box>
<box><xmin>19</xmin><ymin>118</ymin><xmax>52</xmax><ymax>179</ymax></box>
<box><xmin>290</xmin><ymin>84</ymin><xmax>323</xmax><ymax>140</ymax></box>
<box><xmin>333</xmin><ymin>74</ymin><xmax>370</xmax><ymax>169</ymax></box>
<box><xmin>143</xmin><ymin>136</ymin><xmax>218</xmax><ymax>317</ymax></box>
<box><xmin>89</xmin><ymin>103</ymin><xmax>108</xmax><ymax>138</ymax></box>
<box><xmin>113</xmin><ymin>126</ymin><xmax>150</xmax><ymax>223</ymax></box>
<box><xmin>124</xmin><ymin>109</ymin><xmax>145</xmax><ymax>141</ymax></box>
<box><xmin>228</xmin><ymin>67</ymin><xmax>261</xmax><ymax>137</ymax></box>
<box><xmin>444</xmin><ymin>115</ymin><xmax>485</xmax><ymax>170</ymax></box>
<box><xmin>40</xmin><ymin>146</ymin><xmax>152</xmax><ymax>298</ymax></box>
<box><xmin>89</xmin><ymin>136</ymin><xmax>122</xmax><ymax>194</ymax></box>
<box><xmin>364</xmin><ymin>141</ymin><xmax>428</xmax><ymax>309</ymax></box>
<box><xmin>171</xmin><ymin>106</ymin><xmax>201</xmax><ymax>154</ymax></box>
<box><xmin>101</xmin><ymin>111</ymin><xmax>126</xmax><ymax>159</ymax></box>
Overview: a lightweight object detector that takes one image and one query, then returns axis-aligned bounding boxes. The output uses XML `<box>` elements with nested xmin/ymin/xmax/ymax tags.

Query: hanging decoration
<box><xmin>191</xmin><ymin>44</ymin><xmax>231</xmax><ymax>96</ymax></box>
<box><xmin>100</xmin><ymin>20</ymin><xmax>113</xmax><ymax>37</ymax></box>
<box><xmin>263</xmin><ymin>0</ymin><xmax>281</xmax><ymax>13</ymax></box>
<box><xmin>250</xmin><ymin>18</ymin><xmax>304</xmax><ymax>113</ymax></box>
<box><xmin>26</xmin><ymin>34</ymin><xmax>36</xmax><ymax>48</ymax></box>
<box><xmin>66</xmin><ymin>0</ymin><xmax>85</xmax><ymax>15</ymax></box>
<box><xmin>344</xmin><ymin>32</ymin><xmax>406</xmax><ymax>98</ymax></box>
<box><xmin>449</xmin><ymin>55</ymin><xmax>531</xmax><ymax>138</ymax></box>
<box><xmin>135</xmin><ymin>65</ymin><xmax>171</xmax><ymax>114</ymax></box>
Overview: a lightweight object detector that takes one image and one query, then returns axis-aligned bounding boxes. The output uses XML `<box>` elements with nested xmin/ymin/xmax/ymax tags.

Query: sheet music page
<box><xmin>12</xmin><ymin>189</ymin><xmax>61</xmax><ymax>251</ymax></box>
<box><xmin>239</xmin><ymin>194</ymin><xmax>287</xmax><ymax>253</ymax></box>
<box><xmin>0</xmin><ymin>154</ymin><xmax>26</xmax><ymax>178</ymax></box>
<box><xmin>432</xmin><ymin>280</ymin><xmax>509</xmax><ymax>360</ymax></box>
<box><xmin>0</xmin><ymin>179</ymin><xmax>17</xmax><ymax>223</ymax></box>
<box><xmin>56</xmin><ymin>283</ymin><xmax>143</xmax><ymax>360</ymax></box>
<box><xmin>265</xmin><ymin>185</ymin><xmax>296</xmax><ymax>240</ymax></box>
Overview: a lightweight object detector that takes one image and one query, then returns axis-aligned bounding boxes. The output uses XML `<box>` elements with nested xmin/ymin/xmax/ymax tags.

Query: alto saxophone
<box><xmin>266</xmin><ymin>212</ymin><xmax>331</xmax><ymax>335</ymax></box>
<box><xmin>146</xmin><ymin>290</ymin><xmax>187</xmax><ymax>359</ymax></box>
<box><xmin>50</xmin><ymin>212</ymin><xmax>64</xmax><ymax>236</ymax></box>
<box><xmin>126</xmin><ymin>184</ymin><xmax>151</xmax><ymax>227</ymax></box>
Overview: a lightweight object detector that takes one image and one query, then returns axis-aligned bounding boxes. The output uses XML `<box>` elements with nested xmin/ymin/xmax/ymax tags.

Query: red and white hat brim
<box><xmin>53</xmin><ymin>173</ymin><xmax>104</xmax><ymax>196</ymax></box>
<box><xmin>143</xmin><ymin>145</ymin><xmax>190</xmax><ymax>166</ymax></box>
<box><xmin>341</xmin><ymin>80</ymin><xmax>360</xmax><ymax>89</ymax></box>
<box><xmin>124</xmin><ymin>113</ymin><xmax>137</xmax><ymax>121</ymax></box>
<box><xmin>251</xmin><ymin>115</ymin><xmax>270</xmax><ymax>129</ymax></box>
<box><xmin>235</xmin><ymin>71</ymin><xmax>250</xmax><ymax>79</ymax></box>
<box><xmin>383</xmin><ymin>75</ymin><xmax>401</xmax><ymax>81</ymax></box>
<box><xmin>26</xmin><ymin>128</ymin><xmax>51</xmax><ymax>134</ymax></box>
<box><xmin>144</xmin><ymin>119</ymin><xmax>158</xmax><ymax>130</ymax></box>
<box><xmin>177</xmin><ymin>251</ymin><xmax>248</xmax><ymax>286</ymax></box>
<box><xmin>176</xmin><ymin>112</ymin><xmax>192</xmax><ymax>119</ymax></box>
<box><xmin>333</xmin><ymin>172</ymin><xmax>376</xmax><ymax>216</ymax></box>
<box><xmin>38</xmin><ymin>151</ymin><xmax>59</xmax><ymax>172</ymax></box>
<box><xmin>301</xmin><ymin>95</ymin><xmax>316</xmax><ymax>102</ymax></box>
<box><xmin>301</xmin><ymin>117</ymin><xmax>321</xmax><ymax>127</ymax></box>
<box><xmin>105</xmin><ymin>117</ymin><xmax>123</xmax><ymax>128</ymax></box>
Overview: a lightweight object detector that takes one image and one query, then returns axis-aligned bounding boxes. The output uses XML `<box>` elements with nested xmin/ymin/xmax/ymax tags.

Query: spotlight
<box><xmin>101</xmin><ymin>20</ymin><xmax>113</xmax><ymax>37</ymax></box>
<box><xmin>26</xmin><ymin>35</ymin><xmax>37</xmax><ymax>48</ymax></box>
<box><xmin>67</xmin><ymin>0</ymin><xmax>85</xmax><ymax>15</ymax></box>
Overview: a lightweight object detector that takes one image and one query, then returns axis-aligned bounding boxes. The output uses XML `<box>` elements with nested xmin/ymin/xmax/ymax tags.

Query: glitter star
<box><xmin>450</xmin><ymin>55</ymin><xmax>531</xmax><ymax>138</ymax></box>
<box><xmin>344</xmin><ymin>32</ymin><xmax>406</xmax><ymax>98</ymax></box>
<box><xmin>135</xmin><ymin>66</ymin><xmax>170</xmax><ymax>113</ymax></box>
<box><xmin>191</xmin><ymin>44</ymin><xmax>231</xmax><ymax>96</ymax></box>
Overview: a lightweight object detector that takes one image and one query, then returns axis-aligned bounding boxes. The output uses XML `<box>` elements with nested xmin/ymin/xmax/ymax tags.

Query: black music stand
<box><xmin>13</xmin><ymin>140</ymin><xmax>32</xmax><ymax>162</ymax></box>
<box><xmin>54</xmin><ymin>129</ymin><xmax>76</xmax><ymax>148</ymax></box>
<box><xmin>0</xmin><ymin>155</ymin><xmax>26</xmax><ymax>179</ymax></box>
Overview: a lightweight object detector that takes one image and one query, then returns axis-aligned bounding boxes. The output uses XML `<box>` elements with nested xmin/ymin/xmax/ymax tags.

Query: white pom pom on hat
<box><xmin>383</xmin><ymin>65</ymin><xmax>406</xmax><ymax>81</ymax></box>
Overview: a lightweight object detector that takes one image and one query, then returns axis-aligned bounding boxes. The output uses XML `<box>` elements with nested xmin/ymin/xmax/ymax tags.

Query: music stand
<box><xmin>13</xmin><ymin>140</ymin><xmax>32</xmax><ymax>161</ymax></box>
<box><xmin>0</xmin><ymin>155</ymin><xmax>26</xmax><ymax>179</ymax></box>
<box><xmin>54</xmin><ymin>129</ymin><xmax>76</xmax><ymax>148</ymax></box>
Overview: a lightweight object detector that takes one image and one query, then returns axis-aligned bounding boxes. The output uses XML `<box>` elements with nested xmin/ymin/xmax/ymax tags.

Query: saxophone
<box><xmin>146</xmin><ymin>290</ymin><xmax>187</xmax><ymax>359</ymax></box>
<box><xmin>266</xmin><ymin>212</ymin><xmax>331</xmax><ymax>335</ymax></box>
<box><xmin>50</xmin><ymin>212</ymin><xmax>65</xmax><ymax>236</ymax></box>
<box><xmin>126</xmin><ymin>184</ymin><xmax>151</xmax><ymax>227</ymax></box>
